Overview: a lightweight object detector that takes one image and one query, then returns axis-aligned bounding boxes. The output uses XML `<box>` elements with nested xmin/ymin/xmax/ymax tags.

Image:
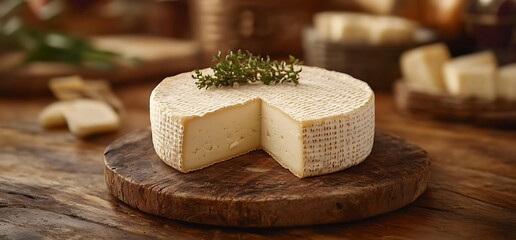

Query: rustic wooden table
<box><xmin>1</xmin><ymin>83</ymin><xmax>515</xmax><ymax>239</ymax></box>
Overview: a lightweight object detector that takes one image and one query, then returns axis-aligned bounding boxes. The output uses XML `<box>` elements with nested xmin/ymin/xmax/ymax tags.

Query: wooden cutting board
<box><xmin>104</xmin><ymin>129</ymin><xmax>430</xmax><ymax>227</ymax></box>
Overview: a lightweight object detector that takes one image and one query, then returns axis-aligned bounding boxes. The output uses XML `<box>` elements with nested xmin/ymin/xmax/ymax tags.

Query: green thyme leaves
<box><xmin>193</xmin><ymin>50</ymin><xmax>302</xmax><ymax>89</ymax></box>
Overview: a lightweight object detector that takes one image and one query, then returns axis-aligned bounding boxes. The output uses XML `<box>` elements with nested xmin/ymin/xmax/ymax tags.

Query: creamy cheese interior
<box><xmin>182</xmin><ymin>99</ymin><xmax>261</xmax><ymax>170</ymax></box>
<box><xmin>261</xmin><ymin>101</ymin><xmax>304</xmax><ymax>176</ymax></box>
<box><xmin>182</xmin><ymin>99</ymin><xmax>304</xmax><ymax>174</ymax></box>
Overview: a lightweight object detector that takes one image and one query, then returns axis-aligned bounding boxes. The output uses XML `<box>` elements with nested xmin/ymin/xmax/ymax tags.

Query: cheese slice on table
<box><xmin>62</xmin><ymin>99</ymin><xmax>120</xmax><ymax>137</ymax></box>
<box><xmin>150</xmin><ymin>66</ymin><xmax>375</xmax><ymax>178</ymax></box>
<box><xmin>400</xmin><ymin>43</ymin><xmax>451</xmax><ymax>93</ymax></box>
<box><xmin>443</xmin><ymin>51</ymin><xmax>497</xmax><ymax>101</ymax></box>
<box><xmin>497</xmin><ymin>63</ymin><xmax>516</xmax><ymax>101</ymax></box>
<box><xmin>39</xmin><ymin>99</ymin><xmax>120</xmax><ymax>137</ymax></box>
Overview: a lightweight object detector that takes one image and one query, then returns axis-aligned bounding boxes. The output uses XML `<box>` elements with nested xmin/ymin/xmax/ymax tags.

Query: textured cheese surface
<box><xmin>150</xmin><ymin>66</ymin><xmax>375</xmax><ymax>178</ymax></box>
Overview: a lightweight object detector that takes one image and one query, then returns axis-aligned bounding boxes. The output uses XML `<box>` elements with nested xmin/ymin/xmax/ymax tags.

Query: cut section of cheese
<box><xmin>497</xmin><ymin>63</ymin><xmax>516</xmax><ymax>101</ymax></box>
<box><xmin>150</xmin><ymin>66</ymin><xmax>375</xmax><ymax>178</ymax></box>
<box><xmin>181</xmin><ymin>99</ymin><xmax>261</xmax><ymax>171</ymax></box>
<box><xmin>261</xmin><ymin>101</ymin><xmax>305</xmax><ymax>175</ymax></box>
<box><xmin>401</xmin><ymin>43</ymin><xmax>450</xmax><ymax>93</ymax></box>
<box><xmin>443</xmin><ymin>51</ymin><xmax>497</xmax><ymax>101</ymax></box>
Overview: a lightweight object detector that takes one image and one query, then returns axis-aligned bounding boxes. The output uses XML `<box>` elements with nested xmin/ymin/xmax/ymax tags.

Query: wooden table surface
<box><xmin>1</xmin><ymin>83</ymin><xmax>515</xmax><ymax>239</ymax></box>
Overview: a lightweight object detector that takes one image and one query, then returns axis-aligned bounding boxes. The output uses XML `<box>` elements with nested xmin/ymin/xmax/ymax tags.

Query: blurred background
<box><xmin>0</xmin><ymin>0</ymin><xmax>515</xmax><ymax>127</ymax></box>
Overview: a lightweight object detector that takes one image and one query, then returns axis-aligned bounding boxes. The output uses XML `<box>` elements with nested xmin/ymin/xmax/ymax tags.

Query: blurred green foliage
<box><xmin>0</xmin><ymin>0</ymin><xmax>122</xmax><ymax>70</ymax></box>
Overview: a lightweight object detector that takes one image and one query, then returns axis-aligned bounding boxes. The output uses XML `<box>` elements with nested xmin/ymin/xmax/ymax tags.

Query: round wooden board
<box><xmin>104</xmin><ymin>129</ymin><xmax>430</xmax><ymax>227</ymax></box>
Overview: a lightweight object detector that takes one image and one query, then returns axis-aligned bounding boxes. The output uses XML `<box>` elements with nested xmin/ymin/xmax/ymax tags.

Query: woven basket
<box><xmin>302</xmin><ymin>28</ymin><xmax>434</xmax><ymax>91</ymax></box>
<box><xmin>190</xmin><ymin>0</ymin><xmax>316</xmax><ymax>63</ymax></box>
<box><xmin>394</xmin><ymin>81</ymin><xmax>516</xmax><ymax>128</ymax></box>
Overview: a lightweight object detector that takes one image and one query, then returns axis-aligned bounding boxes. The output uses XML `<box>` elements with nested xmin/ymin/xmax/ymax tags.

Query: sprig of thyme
<box><xmin>192</xmin><ymin>50</ymin><xmax>302</xmax><ymax>89</ymax></box>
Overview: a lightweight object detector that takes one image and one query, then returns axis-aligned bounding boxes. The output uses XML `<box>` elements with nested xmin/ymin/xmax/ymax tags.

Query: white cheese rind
<box><xmin>301</xmin><ymin>95</ymin><xmax>374</xmax><ymax>177</ymax></box>
<box><xmin>150</xmin><ymin>66</ymin><xmax>375</xmax><ymax>178</ymax></box>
